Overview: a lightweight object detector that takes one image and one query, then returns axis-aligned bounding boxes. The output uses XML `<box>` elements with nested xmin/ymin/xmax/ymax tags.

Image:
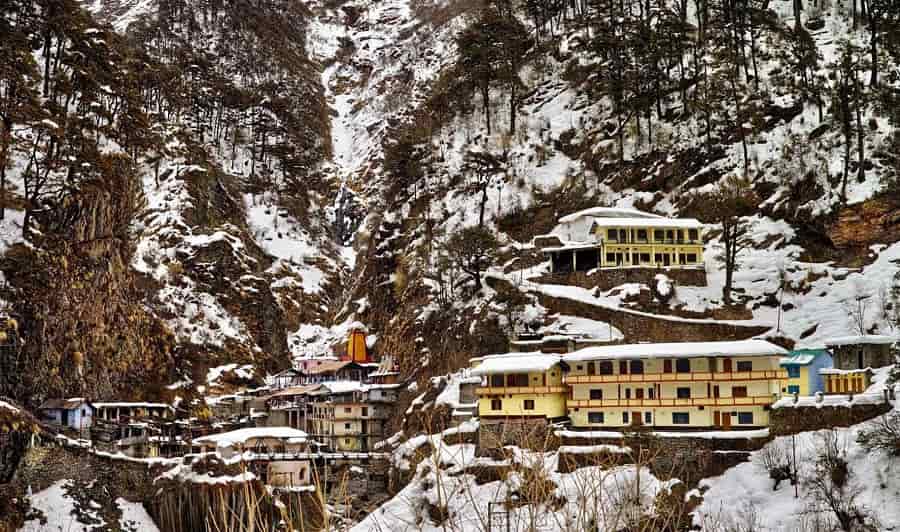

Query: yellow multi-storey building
<box><xmin>563</xmin><ymin>340</ymin><xmax>788</xmax><ymax>429</ymax></box>
<box><xmin>472</xmin><ymin>353</ymin><xmax>569</xmax><ymax>421</ymax></box>
<box><xmin>544</xmin><ymin>213</ymin><xmax>705</xmax><ymax>273</ymax></box>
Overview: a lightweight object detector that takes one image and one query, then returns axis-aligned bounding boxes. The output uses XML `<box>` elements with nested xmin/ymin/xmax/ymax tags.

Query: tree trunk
<box><xmin>855</xmin><ymin>78</ymin><xmax>865</xmax><ymax>184</ymax></box>
<box><xmin>870</xmin><ymin>20</ymin><xmax>879</xmax><ymax>87</ymax></box>
<box><xmin>479</xmin><ymin>184</ymin><xmax>488</xmax><ymax>228</ymax></box>
<box><xmin>509</xmin><ymin>81</ymin><xmax>517</xmax><ymax>136</ymax></box>
<box><xmin>482</xmin><ymin>82</ymin><xmax>491</xmax><ymax>135</ymax></box>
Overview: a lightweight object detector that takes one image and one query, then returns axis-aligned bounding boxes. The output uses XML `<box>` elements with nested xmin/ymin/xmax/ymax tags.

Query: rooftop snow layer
<box><xmin>471</xmin><ymin>352</ymin><xmax>563</xmax><ymax>375</ymax></box>
<box><xmin>558</xmin><ymin>207</ymin><xmax>664</xmax><ymax>223</ymax></box>
<box><xmin>588</xmin><ymin>217</ymin><xmax>704</xmax><ymax>229</ymax></box>
<box><xmin>193</xmin><ymin>427</ymin><xmax>308</xmax><ymax>447</ymax></box>
<box><xmin>563</xmin><ymin>340</ymin><xmax>787</xmax><ymax>362</ymax></box>
<box><xmin>823</xmin><ymin>334</ymin><xmax>896</xmax><ymax>346</ymax></box>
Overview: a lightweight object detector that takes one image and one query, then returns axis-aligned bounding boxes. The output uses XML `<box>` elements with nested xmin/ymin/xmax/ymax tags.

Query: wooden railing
<box><xmin>564</xmin><ymin>370</ymin><xmax>787</xmax><ymax>385</ymax></box>
<box><xmin>475</xmin><ymin>386</ymin><xmax>567</xmax><ymax>396</ymax></box>
<box><xmin>566</xmin><ymin>396</ymin><xmax>776</xmax><ymax>408</ymax></box>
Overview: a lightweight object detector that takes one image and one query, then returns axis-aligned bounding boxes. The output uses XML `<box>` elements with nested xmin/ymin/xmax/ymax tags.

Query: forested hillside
<box><xmin>2</xmin><ymin>0</ymin><xmax>900</xmax><ymax>430</ymax></box>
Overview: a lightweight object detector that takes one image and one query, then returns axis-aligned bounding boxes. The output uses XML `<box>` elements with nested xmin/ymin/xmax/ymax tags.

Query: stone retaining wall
<box><xmin>536</xmin><ymin>292</ymin><xmax>769</xmax><ymax>343</ymax></box>
<box><xmin>770</xmin><ymin>402</ymin><xmax>891</xmax><ymax>436</ymax></box>
<box><xmin>555</xmin><ymin>431</ymin><xmax>769</xmax><ymax>484</ymax></box>
<box><xmin>536</xmin><ymin>267</ymin><xmax>707</xmax><ymax>291</ymax></box>
<box><xmin>477</xmin><ymin>418</ymin><xmax>560</xmax><ymax>457</ymax></box>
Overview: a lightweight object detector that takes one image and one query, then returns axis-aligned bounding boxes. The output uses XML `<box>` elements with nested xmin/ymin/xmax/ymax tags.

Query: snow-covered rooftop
<box><xmin>589</xmin><ymin>217</ymin><xmax>704</xmax><ymax>229</ymax></box>
<box><xmin>558</xmin><ymin>207</ymin><xmax>664</xmax><ymax>223</ymax></box>
<box><xmin>193</xmin><ymin>427</ymin><xmax>308</xmax><ymax>447</ymax></box>
<box><xmin>823</xmin><ymin>335</ymin><xmax>896</xmax><ymax>346</ymax></box>
<box><xmin>94</xmin><ymin>402</ymin><xmax>174</xmax><ymax>410</ymax></box>
<box><xmin>313</xmin><ymin>380</ymin><xmax>369</xmax><ymax>394</ymax></box>
<box><xmin>471</xmin><ymin>352</ymin><xmax>564</xmax><ymax>375</ymax></box>
<box><xmin>563</xmin><ymin>340</ymin><xmax>787</xmax><ymax>362</ymax></box>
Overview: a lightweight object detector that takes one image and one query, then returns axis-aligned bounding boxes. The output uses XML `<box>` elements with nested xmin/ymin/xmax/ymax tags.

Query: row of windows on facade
<box><xmin>604</xmin><ymin>228</ymin><xmax>700</xmax><ymax>243</ymax></box>
<box><xmin>584</xmin><ymin>385</ymin><xmax>751</xmax><ymax>400</ymax></box>
<box><xmin>489</xmin><ymin>359</ymin><xmax>757</xmax><ymax>386</ymax></box>
<box><xmin>604</xmin><ymin>252</ymin><xmax>699</xmax><ymax>265</ymax></box>
<box><xmin>584</xmin><ymin>411</ymin><xmax>754</xmax><ymax>425</ymax></box>
<box><xmin>486</xmin><ymin>398</ymin><xmax>754</xmax><ymax>425</ymax></box>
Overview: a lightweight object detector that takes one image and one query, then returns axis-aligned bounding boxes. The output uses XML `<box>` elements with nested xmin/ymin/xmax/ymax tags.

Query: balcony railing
<box><xmin>475</xmin><ymin>386</ymin><xmax>567</xmax><ymax>396</ymax></box>
<box><xmin>566</xmin><ymin>395</ymin><xmax>776</xmax><ymax>408</ymax></box>
<box><xmin>563</xmin><ymin>370</ymin><xmax>787</xmax><ymax>385</ymax></box>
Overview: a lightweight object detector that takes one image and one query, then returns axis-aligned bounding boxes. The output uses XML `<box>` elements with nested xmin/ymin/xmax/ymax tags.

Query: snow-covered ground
<box><xmin>21</xmin><ymin>480</ymin><xmax>160</xmax><ymax>532</ymax></box>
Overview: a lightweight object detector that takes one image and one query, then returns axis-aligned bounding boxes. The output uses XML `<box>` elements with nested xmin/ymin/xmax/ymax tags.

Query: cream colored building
<box><xmin>194</xmin><ymin>427</ymin><xmax>312</xmax><ymax>487</ymax></box>
<box><xmin>563</xmin><ymin>340</ymin><xmax>788</xmax><ymax>429</ymax></box>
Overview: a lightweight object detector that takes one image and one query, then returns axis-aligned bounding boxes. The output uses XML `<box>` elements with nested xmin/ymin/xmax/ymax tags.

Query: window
<box><xmin>344</xmin><ymin>407</ymin><xmax>352</xmax><ymax>413</ymax></box>
<box><xmin>733</xmin><ymin>386</ymin><xmax>748</xmax><ymax>398</ymax></box>
<box><xmin>636</xmin><ymin>229</ymin><xmax>648</xmax><ymax>242</ymax></box>
<box><xmin>672</xmin><ymin>412</ymin><xmax>690</xmax><ymax>425</ymax></box>
<box><xmin>625</xmin><ymin>388</ymin><xmax>632</xmax><ymax>399</ymax></box>
<box><xmin>576</xmin><ymin>365</ymin><xmax>583</xmax><ymax>371</ymax></box>
<box><xmin>345</xmin><ymin>423</ymin><xmax>351</xmax><ymax>429</ymax></box>
<box><xmin>786</xmin><ymin>366</ymin><xmax>801</xmax><ymax>378</ymax></box>
<box><xmin>598</xmin><ymin>361</ymin><xmax>613</xmax><ymax>375</ymax></box>
<box><xmin>787</xmin><ymin>385</ymin><xmax>800</xmax><ymax>395</ymax></box>
<box><xmin>736</xmin><ymin>361</ymin><xmax>753</xmax><ymax>372</ymax></box>
<box><xmin>675</xmin><ymin>359</ymin><xmax>691</xmax><ymax>373</ymax></box>
<box><xmin>623</xmin><ymin>412</ymin><xmax>629</xmax><ymax>423</ymax></box>
<box><xmin>688</xmin><ymin>229</ymin><xmax>699</xmax><ymax>241</ymax></box>
<box><xmin>676</xmin><ymin>387</ymin><xmax>691</xmax><ymax>399</ymax></box>
<box><xmin>608</xmin><ymin>229</ymin><xmax>618</xmax><ymax>241</ymax></box>
<box><xmin>588</xmin><ymin>412</ymin><xmax>604</xmax><ymax>424</ymax></box>
<box><xmin>507</xmin><ymin>374</ymin><xmax>529</xmax><ymax>387</ymax></box>
<box><xmin>654</xmin><ymin>229</ymin><xmax>665</xmax><ymax>242</ymax></box>
<box><xmin>644</xmin><ymin>412</ymin><xmax>652</xmax><ymax>424</ymax></box>
<box><xmin>523</xmin><ymin>399</ymin><xmax>535</xmax><ymax>410</ymax></box>
<box><xmin>587</xmin><ymin>362</ymin><xmax>595</xmax><ymax>375</ymax></box>
<box><xmin>648</xmin><ymin>387</ymin><xmax>655</xmax><ymax>399</ymax></box>
<box><xmin>491</xmin><ymin>399</ymin><xmax>502</xmax><ymax>410</ymax></box>
<box><xmin>619</xmin><ymin>361</ymin><xmax>628</xmax><ymax>375</ymax></box>
<box><xmin>639</xmin><ymin>253</ymin><xmax>650</xmax><ymax>263</ymax></box>
<box><xmin>590</xmin><ymin>389</ymin><xmax>603</xmax><ymax>400</ymax></box>
<box><xmin>630</xmin><ymin>360</ymin><xmax>644</xmax><ymax>374</ymax></box>
<box><xmin>606</xmin><ymin>253</ymin><xmax>616</xmax><ymax>263</ymax></box>
<box><xmin>687</xmin><ymin>253</ymin><xmax>698</xmax><ymax>263</ymax></box>
<box><xmin>362</xmin><ymin>407</ymin><xmax>368</xmax><ymax>416</ymax></box>
<box><xmin>490</xmin><ymin>375</ymin><xmax>504</xmax><ymax>387</ymax></box>
<box><xmin>737</xmin><ymin>412</ymin><xmax>754</xmax><ymax>425</ymax></box>
<box><xmin>663</xmin><ymin>360</ymin><xmax>672</xmax><ymax>373</ymax></box>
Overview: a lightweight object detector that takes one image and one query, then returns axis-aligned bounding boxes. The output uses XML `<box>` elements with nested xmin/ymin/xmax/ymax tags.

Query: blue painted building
<box><xmin>38</xmin><ymin>398</ymin><xmax>95</xmax><ymax>430</ymax></box>
<box><xmin>780</xmin><ymin>349</ymin><xmax>833</xmax><ymax>395</ymax></box>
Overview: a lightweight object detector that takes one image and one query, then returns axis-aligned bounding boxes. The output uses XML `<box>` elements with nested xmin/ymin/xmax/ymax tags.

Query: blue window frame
<box><xmin>737</xmin><ymin>412</ymin><xmax>754</xmax><ymax>425</ymax></box>
<box><xmin>787</xmin><ymin>385</ymin><xmax>800</xmax><ymax>395</ymax></box>
<box><xmin>644</xmin><ymin>412</ymin><xmax>652</xmax><ymax>424</ymax></box>
<box><xmin>588</xmin><ymin>412</ymin><xmax>604</xmax><ymax>424</ymax></box>
<box><xmin>786</xmin><ymin>366</ymin><xmax>801</xmax><ymax>378</ymax></box>
<box><xmin>672</xmin><ymin>412</ymin><xmax>689</xmax><ymax>424</ymax></box>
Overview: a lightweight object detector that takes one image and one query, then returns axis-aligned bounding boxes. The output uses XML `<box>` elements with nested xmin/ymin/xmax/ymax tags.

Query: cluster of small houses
<box><xmin>38</xmin><ymin>327</ymin><xmax>402</xmax><ymax>489</ymax></box>
<box><xmin>32</xmin><ymin>208</ymin><xmax>900</xmax><ymax>491</ymax></box>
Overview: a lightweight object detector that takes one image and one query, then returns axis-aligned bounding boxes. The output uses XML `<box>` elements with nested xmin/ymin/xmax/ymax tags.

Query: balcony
<box><xmin>566</xmin><ymin>395</ymin><xmax>776</xmax><ymax>408</ymax></box>
<box><xmin>563</xmin><ymin>370</ymin><xmax>787</xmax><ymax>384</ymax></box>
<box><xmin>475</xmin><ymin>386</ymin><xmax>567</xmax><ymax>396</ymax></box>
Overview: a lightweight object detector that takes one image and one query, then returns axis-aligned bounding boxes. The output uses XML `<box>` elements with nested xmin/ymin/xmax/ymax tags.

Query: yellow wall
<box><xmin>568</xmin><ymin>405</ymin><xmax>770</xmax><ymax>428</ymax></box>
<box><xmin>824</xmin><ymin>373</ymin><xmax>868</xmax><ymax>394</ymax></box>
<box><xmin>594</xmin><ymin>225</ymin><xmax>703</xmax><ymax>268</ymax></box>
<box><xmin>477</xmin><ymin>368</ymin><xmax>567</xmax><ymax>419</ymax></box>
<box><xmin>784</xmin><ymin>366</ymin><xmax>810</xmax><ymax>396</ymax></box>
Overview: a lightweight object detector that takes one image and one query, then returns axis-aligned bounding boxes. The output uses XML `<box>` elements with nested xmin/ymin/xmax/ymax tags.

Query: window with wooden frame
<box><xmin>732</xmin><ymin>386</ymin><xmax>748</xmax><ymax>398</ymax></box>
<box><xmin>523</xmin><ymin>399</ymin><xmax>535</xmax><ymax>410</ymax></box>
<box><xmin>736</xmin><ymin>361</ymin><xmax>753</xmax><ymax>372</ymax></box>
<box><xmin>491</xmin><ymin>399</ymin><xmax>502</xmax><ymax>410</ymax></box>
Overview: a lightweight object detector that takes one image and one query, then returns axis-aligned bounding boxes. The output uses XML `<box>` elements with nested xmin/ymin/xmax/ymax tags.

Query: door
<box><xmin>713</xmin><ymin>385</ymin><xmax>720</xmax><ymax>398</ymax></box>
<box><xmin>632</xmin><ymin>412</ymin><xmax>642</xmax><ymax>426</ymax></box>
<box><xmin>722</xmin><ymin>413</ymin><xmax>732</xmax><ymax>429</ymax></box>
<box><xmin>635</xmin><ymin>388</ymin><xmax>644</xmax><ymax>400</ymax></box>
<box><xmin>714</xmin><ymin>411</ymin><xmax>721</xmax><ymax>426</ymax></box>
<box><xmin>62</xmin><ymin>410</ymin><xmax>69</xmax><ymax>427</ymax></box>
<box><xmin>723</xmin><ymin>359</ymin><xmax>733</xmax><ymax>372</ymax></box>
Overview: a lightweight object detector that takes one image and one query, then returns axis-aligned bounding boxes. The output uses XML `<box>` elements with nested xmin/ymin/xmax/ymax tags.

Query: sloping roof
<box><xmin>564</xmin><ymin>340</ymin><xmax>787</xmax><ymax>362</ymax></box>
<box><xmin>265</xmin><ymin>385</ymin><xmax>321</xmax><ymax>399</ymax></box>
<box><xmin>471</xmin><ymin>352</ymin><xmax>564</xmax><ymax>375</ymax></box>
<box><xmin>193</xmin><ymin>427</ymin><xmax>308</xmax><ymax>447</ymax></box>
<box><xmin>781</xmin><ymin>349</ymin><xmax>830</xmax><ymax>366</ymax></box>
<box><xmin>824</xmin><ymin>335</ymin><xmax>896</xmax><ymax>346</ymax></box>
<box><xmin>559</xmin><ymin>207</ymin><xmax>664</xmax><ymax>223</ymax></box>
<box><xmin>39</xmin><ymin>398</ymin><xmax>92</xmax><ymax>411</ymax></box>
<box><xmin>305</xmin><ymin>360</ymin><xmax>361</xmax><ymax>375</ymax></box>
<box><xmin>589</xmin><ymin>217</ymin><xmax>703</xmax><ymax>229</ymax></box>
